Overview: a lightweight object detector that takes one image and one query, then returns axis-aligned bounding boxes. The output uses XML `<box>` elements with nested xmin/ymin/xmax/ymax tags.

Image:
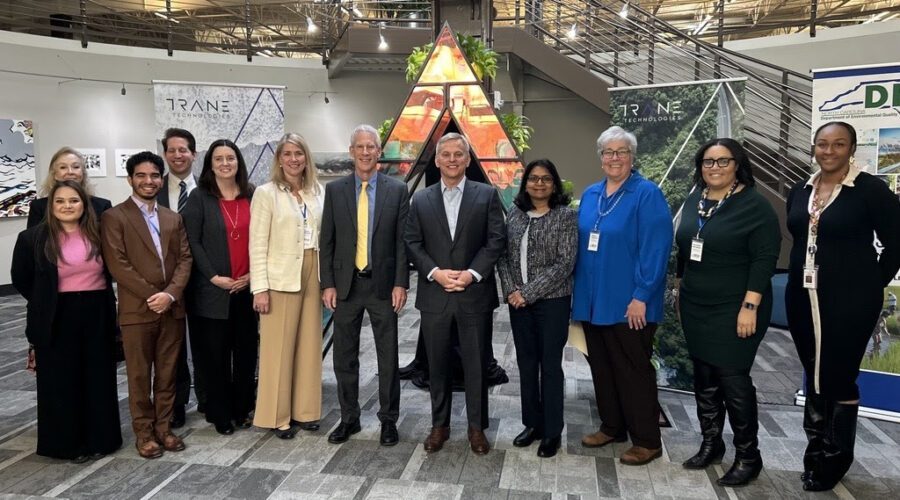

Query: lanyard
<box><xmin>299</xmin><ymin>201</ymin><xmax>308</xmax><ymax>221</ymax></box>
<box><xmin>593</xmin><ymin>173</ymin><xmax>631</xmax><ymax>231</ymax></box>
<box><xmin>695</xmin><ymin>180</ymin><xmax>738</xmax><ymax>238</ymax></box>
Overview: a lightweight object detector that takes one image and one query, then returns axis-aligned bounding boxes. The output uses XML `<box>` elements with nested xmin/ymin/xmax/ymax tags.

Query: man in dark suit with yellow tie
<box><xmin>320</xmin><ymin>124</ymin><xmax>410</xmax><ymax>446</ymax></box>
<box><xmin>404</xmin><ymin>133</ymin><xmax>506</xmax><ymax>455</ymax></box>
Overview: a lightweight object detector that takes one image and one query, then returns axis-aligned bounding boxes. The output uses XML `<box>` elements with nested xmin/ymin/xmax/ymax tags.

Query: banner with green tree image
<box><xmin>610</xmin><ymin>78</ymin><xmax>747</xmax><ymax>390</ymax></box>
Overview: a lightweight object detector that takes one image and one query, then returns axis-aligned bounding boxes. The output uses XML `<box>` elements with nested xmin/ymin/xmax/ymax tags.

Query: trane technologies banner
<box><xmin>153</xmin><ymin>81</ymin><xmax>285</xmax><ymax>185</ymax></box>
<box><xmin>610</xmin><ymin>78</ymin><xmax>746</xmax><ymax>391</ymax></box>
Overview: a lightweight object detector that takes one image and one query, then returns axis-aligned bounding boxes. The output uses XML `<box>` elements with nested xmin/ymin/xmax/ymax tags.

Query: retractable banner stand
<box><xmin>152</xmin><ymin>81</ymin><xmax>285</xmax><ymax>185</ymax></box>
<box><xmin>610</xmin><ymin>78</ymin><xmax>746</xmax><ymax>392</ymax></box>
<box><xmin>806</xmin><ymin>63</ymin><xmax>900</xmax><ymax>422</ymax></box>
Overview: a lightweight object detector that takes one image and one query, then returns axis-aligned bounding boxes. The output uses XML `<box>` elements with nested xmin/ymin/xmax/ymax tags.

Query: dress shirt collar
<box><xmin>805</xmin><ymin>164</ymin><xmax>861</xmax><ymax>188</ymax></box>
<box><xmin>168</xmin><ymin>172</ymin><xmax>196</xmax><ymax>192</ymax></box>
<box><xmin>355</xmin><ymin>171</ymin><xmax>378</xmax><ymax>190</ymax></box>
<box><xmin>131</xmin><ymin>195</ymin><xmax>159</xmax><ymax>215</ymax></box>
<box><xmin>440</xmin><ymin>176</ymin><xmax>467</xmax><ymax>194</ymax></box>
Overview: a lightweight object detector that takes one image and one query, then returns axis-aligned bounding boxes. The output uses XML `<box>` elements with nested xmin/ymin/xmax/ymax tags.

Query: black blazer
<box><xmin>158</xmin><ymin>174</ymin><xmax>198</xmax><ymax>210</ymax></box>
<box><xmin>320</xmin><ymin>173</ymin><xmax>410</xmax><ymax>300</ymax></box>
<box><xmin>26</xmin><ymin>196</ymin><xmax>112</xmax><ymax>228</ymax></box>
<box><xmin>10</xmin><ymin>224</ymin><xmax>117</xmax><ymax>347</ymax></box>
<box><xmin>182</xmin><ymin>187</ymin><xmax>253</xmax><ymax>319</ymax></box>
<box><xmin>404</xmin><ymin>179</ymin><xmax>506</xmax><ymax>313</ymax></box>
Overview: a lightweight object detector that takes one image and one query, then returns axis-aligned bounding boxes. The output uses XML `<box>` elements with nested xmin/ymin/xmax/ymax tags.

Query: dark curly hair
<box><xmin>692</xmin><ymin>138</ymin><xmax>755</xmax><ymax>188</ymax></box>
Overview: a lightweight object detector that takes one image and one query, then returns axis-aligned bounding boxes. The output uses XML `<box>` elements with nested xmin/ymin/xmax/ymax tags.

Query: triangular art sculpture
<box><xmin>380</xmin><ymin>23</ymin><xmax>525</xmax><ymax>209</ymax></box>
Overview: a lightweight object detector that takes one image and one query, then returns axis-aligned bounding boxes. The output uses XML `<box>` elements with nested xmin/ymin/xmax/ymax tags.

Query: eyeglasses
<box><xmin>527</xmin><ymin>175</ymin><xmax>553</xmax><ymax>185</ymax></box>
<box><xmin>601</xmin><ymin>149</ymin><xmax>631</xmax><ymax>159</ymax></box>
<box><xmin>353</xmin><ymin>144</ymin><xmax>379</xmax><ymax>152</ymax></box>
<box><xmin>701</xmin><ymin>157</ymin><xmax>735</xmax><ymax>168</ymax></box>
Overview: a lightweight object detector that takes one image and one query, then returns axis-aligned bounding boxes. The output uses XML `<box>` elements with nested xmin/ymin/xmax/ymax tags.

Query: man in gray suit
<box><xmin>404</xmin><ymin>132</ymin><xmax>506</xmax><ymax>455</ymax></box>
<box><xmin>320</xmin><ymin>124</ymin><xmax>410</xmax><ymax>446</ymax></box>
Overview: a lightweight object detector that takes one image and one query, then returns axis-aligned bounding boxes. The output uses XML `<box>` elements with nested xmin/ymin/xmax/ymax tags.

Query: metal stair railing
<box><xmin>494</xmin><ymin>0</ymin><xmax>815</xmax><ymax>199</ymax></box>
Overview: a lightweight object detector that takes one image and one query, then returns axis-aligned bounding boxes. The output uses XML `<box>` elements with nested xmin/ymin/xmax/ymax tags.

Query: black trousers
<box><xmin>332</xmin><ymin>275</ymin><xmax>400</xmax><ymax>423</ymax></box>
<box><xmin>192</xmin><ymin>290</ymin><xmax>258</xmax><ymax>425</ymax></box>
<box><xmin>583</xmin><ymin>322</ymin><xmax>661</xmax><ymax>449</ymax></box>
<box><xmin>422</xmin><ymin>298</ymin><xmax>492</xmax><ymax>430</ymax></box>
<box><xmin>35</xmin><ymin>291</ymin><xmax>122</xmax><ymax>459</ymax></box>
<box><xmin>508</xmin><ymin>296</ymin><xmax>569</xmax><ymax>439</ymax></box>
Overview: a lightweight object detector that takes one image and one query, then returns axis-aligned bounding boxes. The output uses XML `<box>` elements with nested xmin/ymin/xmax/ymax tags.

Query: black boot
<box><xmin>803</xmin><ymin>402</ymin><xmax>858</xmax><ymax>492</ymax></box>
<box><xmin>801</xmin><ymin>392</ymin><xmax>828</xmax><ymax>482</ymax></box>
<box><xmin>717</xmin><ymin>373</ymin><xmax>762</xmax><ymax>487</ymax></box>
<box><xmin>683</xmin><ymin>361</ymin><xmax>726</xmax><ymax>469</ymax></box>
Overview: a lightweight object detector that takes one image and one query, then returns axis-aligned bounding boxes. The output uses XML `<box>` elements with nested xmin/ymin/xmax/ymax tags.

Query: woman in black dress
<box><xmin>675</xmin><ymin>139</ymin><xmax>780</xmax><ymax>486</ymax></box>
<box><xmin>27</xmin><ymin>147</ymin><xmax>112</xmax><ymax>227</ymax></box>
<box><xmin>497</xmin><ymin>159</ymin><xmax>577</xmax><ymax>458</ymax></box>
<box><xmin>786</xmin><ymin>121</ymin><xmax>900</xmax><ymax>491</ymax></box>
<box><xmin>11</xmin><ymin>180</ymin><xmax>122</xmax><ymax>463</ymax></box>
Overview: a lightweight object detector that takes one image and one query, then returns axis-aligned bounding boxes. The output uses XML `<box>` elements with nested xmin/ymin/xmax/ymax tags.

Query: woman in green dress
<box><xmin>675</xmin><ymin>138</ymin><xmax>781</xmax><ymax>487</ymax></box>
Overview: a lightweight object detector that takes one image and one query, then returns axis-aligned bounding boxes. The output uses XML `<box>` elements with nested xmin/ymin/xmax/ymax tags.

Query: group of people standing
<box><xmin>12</xmin><ymin>121</ymin><xmax>899</xmax><ymax>492</ymax></box>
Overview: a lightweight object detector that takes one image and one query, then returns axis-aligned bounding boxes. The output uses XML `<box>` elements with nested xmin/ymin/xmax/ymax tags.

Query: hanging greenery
<box><xmin>500</xmin><ymin>113</ymin><xmax>534</xmax><ymax>152</ymax></box>
<box><xmin>377</xmin><ymin>118</ymin><xmax>395</xmax><ymax>142</ymax></box>
<box><xmin>405</xmin><ymin>34</ymin><xmax>498</xmax><ymax>83</ymax></box>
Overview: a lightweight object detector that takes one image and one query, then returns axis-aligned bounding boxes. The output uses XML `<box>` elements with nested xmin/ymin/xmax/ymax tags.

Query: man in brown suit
<box><xmin>101</xmin><ymin>151</ymin><xmax>193</xmax><ymax>459</ymax></box>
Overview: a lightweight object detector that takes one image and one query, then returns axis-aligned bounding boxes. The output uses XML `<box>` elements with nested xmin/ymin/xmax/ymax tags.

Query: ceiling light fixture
<box><xmin>307</xmin><ymin>16</ymin><xmax>318</xmax><ymax>33</ymax></box>
<box><xmin>693</xmin><ymin>15</ymin><xmax>713</xmax><ymax>36</ymax></box>
<box><xmin>567</xmin><ymin>23</ymin><xmax>577</xmax><ymax>40</ymax></box>
<box><xmin>619</xmin><ymin>3</ymin><xmax>629</xmax><ymax>19</ymax></box>
<box><xmin>378</xmin><ymin>29</ymin><xmax>388</xmax><ymax>51</ymax></box>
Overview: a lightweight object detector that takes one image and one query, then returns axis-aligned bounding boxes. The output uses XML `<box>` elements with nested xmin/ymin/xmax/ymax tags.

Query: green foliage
<box><xmin>656</xmin><ymin>255</ymin><xmax>694</xmax><ymax>391</ymax></box>
<box><xmin>405</xmin><ymin>34</ymin><xmax>498</xmax><ymax>83</ymax></box>
<box><xmin>861</xmin><ymin>341</ymin><xmax>900</xmax><ymax>373</ymax></box>
<box><xmin>500</xmin><ymin>113</ymin><xmax>534</xmax><ymax>152</ymax></box>
<box><xmin>377</xmin><ymin>118</ymin><xmax>394</xmax><ymax>142</ymax></box>
<box><xmin>887</xmin><ymin>315</ymin><xmax>900</xmax><ymax>336</ymax></box>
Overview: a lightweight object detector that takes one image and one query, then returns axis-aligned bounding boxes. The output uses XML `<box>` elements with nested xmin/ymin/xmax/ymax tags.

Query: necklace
<box><xmin>221</xmin><ymin>200</ymin><xmax>241</xmax><ymax>240</ymax></box>
<box><xmin>697</xmin><ymin>180</ymin><xmax>739</xmax><ymax>218</ymax></box>
<box><xmin>808</xmin><ymin>171</ymin><xmax>846</xmax><ymax>235</ymax></box>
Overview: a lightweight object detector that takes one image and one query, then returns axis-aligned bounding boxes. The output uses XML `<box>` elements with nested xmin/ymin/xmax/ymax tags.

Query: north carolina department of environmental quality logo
<box><xmin>818</xmin><ymin>78</ymin><xmax>900</xmax><ymax>114</ymax></box>
<box><xmin>617</xmin><ymin>100</ymin><xmax>683</xmax><ymax>124</ymax></box>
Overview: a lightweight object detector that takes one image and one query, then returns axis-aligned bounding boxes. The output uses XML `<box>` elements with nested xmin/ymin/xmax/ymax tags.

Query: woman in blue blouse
<box><xmin>572</xmin><ymin>126</ymin><xmax>673</xmax><ymax>466</ymax></box>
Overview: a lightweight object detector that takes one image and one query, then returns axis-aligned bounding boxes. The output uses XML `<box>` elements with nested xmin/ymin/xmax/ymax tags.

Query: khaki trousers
<box><xmin>253</xmin><ymin>250</ymin><xmax>323</xmax><ymax>428</ymax></box>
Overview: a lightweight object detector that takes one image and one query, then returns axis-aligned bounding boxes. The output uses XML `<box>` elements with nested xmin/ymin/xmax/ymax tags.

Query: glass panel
<box><xmin>448</xmin><ymin>85</ymin><xmax>518</xmax><ymax>159</ymax></box>
<box><xmin>383</xmin><ymin>86</ymin><xmax>445</xmax><ymax>161</ymax></box>
<box><xmin>379</xmin><ymin>161</ymin><xmax>413</xmax><ymax>178</ymax></box>
<box><xmin>481</xmin><ymin>161</ymin><xmax>524</xmax><ymax>209</ymax></box>
<box><xmin>417</xmin><ymin>26</ymin><xmax>479</xmax><ymax>84</ymax></box>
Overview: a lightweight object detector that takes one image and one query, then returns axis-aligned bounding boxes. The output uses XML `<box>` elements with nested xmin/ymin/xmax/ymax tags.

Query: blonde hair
<box><xmin>41</xmin><ymin>147</ymin><xmax>92</xmax><ymax>196</ymax></box>
<box><xmin>271</xmin><ymin>133</ymin><xmax>320</xmax><ymax>195</ymax></box>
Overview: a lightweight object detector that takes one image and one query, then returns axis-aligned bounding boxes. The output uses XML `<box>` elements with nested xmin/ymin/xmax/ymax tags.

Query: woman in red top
<box><xmin>182</xmin><ymin>139</ymin><xmax>256</xmax><ymax>435</ymax></box>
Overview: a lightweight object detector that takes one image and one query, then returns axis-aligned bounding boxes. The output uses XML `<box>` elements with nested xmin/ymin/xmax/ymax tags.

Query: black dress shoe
<box><xmin>380</xmin><ymin>422</ymin><xmax>399</xmax><ymax>446</ymax></box>
<box><xmin>328</xmin><ymin>421</ymin><xmax>361</xmax><ymax>444</ymax></box>
<box><xmin>537</xmin><ymin>436</ymin><xmax>561</xmax><ymax>458</ymax></box>
<box><xmin>71</xmin><ymin>454</ymin><xmax>90</xmax><ymax>464</ymax></box>
<box><xmin>513</xmin><ymin>427</ymin><xmax>541</xmax><ymax>447</ymax></box>
<box><xmin>292</xmin><ymin>420</ymin><xmax>320</xmax><ymax>431</ymax></box>
<box><xmin>273</xmin><ymin>426</ymin><xmax>297</xmax><ymax>440</ymax></box>
<box><xmin>171</xmin><ymin>405</ymin><xmax>186</xmax><ymax>429</ymax></box>
<box><xmin>215</xmin><ymin>422</ymin><xmax>235</xmax><ymax>435</ymax></box>
<box><xmin>234</xmin><ymin>416</ymin><xmax>253</xmax><ymax>429</ymax></box>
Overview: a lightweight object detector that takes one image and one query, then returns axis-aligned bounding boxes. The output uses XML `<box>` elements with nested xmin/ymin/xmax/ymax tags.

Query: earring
<box><xmin>849</xmin><ymin>156</ymin><xmax>856</xmax><ymax>166</ymax></box>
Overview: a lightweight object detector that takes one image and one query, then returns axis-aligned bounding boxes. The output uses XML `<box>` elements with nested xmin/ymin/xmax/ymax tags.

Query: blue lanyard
<box><xmin>299</xmin><ymin>201</ymin><xmax>308</xmax><ymax>221</ymax></box>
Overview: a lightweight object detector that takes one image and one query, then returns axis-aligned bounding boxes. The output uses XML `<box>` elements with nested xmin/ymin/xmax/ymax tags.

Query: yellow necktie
<box><xmin>356</xmin><ymin>181</ymin><xmax>368</xmax><ymax>270</ymax></box>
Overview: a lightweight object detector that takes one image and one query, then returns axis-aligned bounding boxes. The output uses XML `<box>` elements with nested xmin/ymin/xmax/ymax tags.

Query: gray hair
<box><xmin>436</xmin><ymin>132</ymin><xmax>471</xmax><ymax>154</ymax></box>
<box><xmin>596</xmin><ymin>126</ymin><xmax>637</xmax><ymax>157</ymax></box>
<box><xmin>350</xmin><ymin>124</ymin><xmax>380</xmax><ymax>147</ymax></box>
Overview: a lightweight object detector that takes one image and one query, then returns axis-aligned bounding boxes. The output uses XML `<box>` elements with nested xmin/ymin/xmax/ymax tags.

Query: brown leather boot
<box><xmin>423</xmin><ymin>427</ymin><xmax>450</xmax><ymax>453</ymax></box>
<box><xmin>157</xmin><ymin>432</ymin><xmax>186</xmax><ymax>452</ymax></box>
<box><xmin>581</xmin><ymin>430</ymin><xmax>627</xmax><ymax>448</ymax></box>
<box><xmin>135</xmin><ymin>437</ymin><xmax>163</xmax><ymax>459</ymax></box>
<box><xmin>620</xmin><ymin>446</ymin><xmax>662</xmax><ymax>465</ymax></box>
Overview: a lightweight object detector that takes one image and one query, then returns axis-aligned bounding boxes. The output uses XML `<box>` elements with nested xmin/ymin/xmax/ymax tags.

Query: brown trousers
<box><xmin>583</xmin><ymin>322</ymin><xmax>661</xmax><ymax>449</ymax></box>
<box><xmin>121</xmin><ymin>314</ymin><xmax>185</xmax><ymax>440</ymax></box>
<box><xmin>253</xmin><ymin>250</ymin><xmax>323</xmax><ymax>429</ymax></box>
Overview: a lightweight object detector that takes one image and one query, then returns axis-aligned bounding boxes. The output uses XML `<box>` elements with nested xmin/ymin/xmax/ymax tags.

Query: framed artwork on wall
<box><xmin>78</xmin><ymin>148</ymin><xmax>107</xmax><ymax>177</ymax></box>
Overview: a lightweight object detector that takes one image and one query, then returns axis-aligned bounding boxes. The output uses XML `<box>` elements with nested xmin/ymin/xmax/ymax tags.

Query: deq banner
<box><xmin>610</xmin><ymin>78</ymin><xmax>746</xmax><ymax>392</ymax></box>
<box><xmin>153</xmin><ymin>81</ymin><xmax>285</xmax><ymax>185</ymax></box>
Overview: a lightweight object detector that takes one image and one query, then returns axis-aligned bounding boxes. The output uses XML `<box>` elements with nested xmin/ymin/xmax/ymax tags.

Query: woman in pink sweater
<box><xmin>11</xmin><ymin>180</ymin><xmax>121</xmax><ymax>463</ymax></box>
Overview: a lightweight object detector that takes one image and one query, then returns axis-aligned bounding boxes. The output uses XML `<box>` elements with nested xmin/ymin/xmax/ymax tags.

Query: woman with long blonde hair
<box><xmin>250</xmin><ymin>133</ymin><xmax>324</xmax><ymax>438</ymax></box>
<box><xmin>27</xmin><ymin>147</ymin><xmax>111</xmax><ymax>228</ymax></box>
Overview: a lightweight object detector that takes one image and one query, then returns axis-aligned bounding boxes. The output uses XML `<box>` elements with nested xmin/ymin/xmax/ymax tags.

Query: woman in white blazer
<box><xmin>250</xmin><ymin>133</ymin><xmax>324</xmax><ymax>439</ymax></box>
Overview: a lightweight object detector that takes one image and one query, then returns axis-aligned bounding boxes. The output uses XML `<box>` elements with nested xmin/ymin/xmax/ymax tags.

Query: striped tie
<box><xmin>177</xmin><ymin>180</ymin><xmax>187</xmax><ymax>213</ymax></box>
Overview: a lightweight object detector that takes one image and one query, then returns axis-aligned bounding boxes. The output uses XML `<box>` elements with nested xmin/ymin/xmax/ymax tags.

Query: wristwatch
<box><xmin>742</xmin><ymin>302</ymin><xmax>757</xmax><ymax>311</ymax></box>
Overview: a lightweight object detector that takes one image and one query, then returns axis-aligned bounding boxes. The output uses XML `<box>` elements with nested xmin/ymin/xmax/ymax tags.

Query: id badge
<box><xmin>803</xmin><ymin>265</ymin><xmax>819</xmax><ymax>289</ymax></box>
<box><xmin>303</xmin><ymin>225</ymin><xmax>313</xmax><ymax>247</ymax></box>
<box><xmin>587</xmin><ymin>231</ymin><xmax>600</xmax><ymax>252</ymax></box>
<box><xmin>690</xmin><ymin>237</ymin><xmax>704</xmax><ymax>262</ymax></box>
